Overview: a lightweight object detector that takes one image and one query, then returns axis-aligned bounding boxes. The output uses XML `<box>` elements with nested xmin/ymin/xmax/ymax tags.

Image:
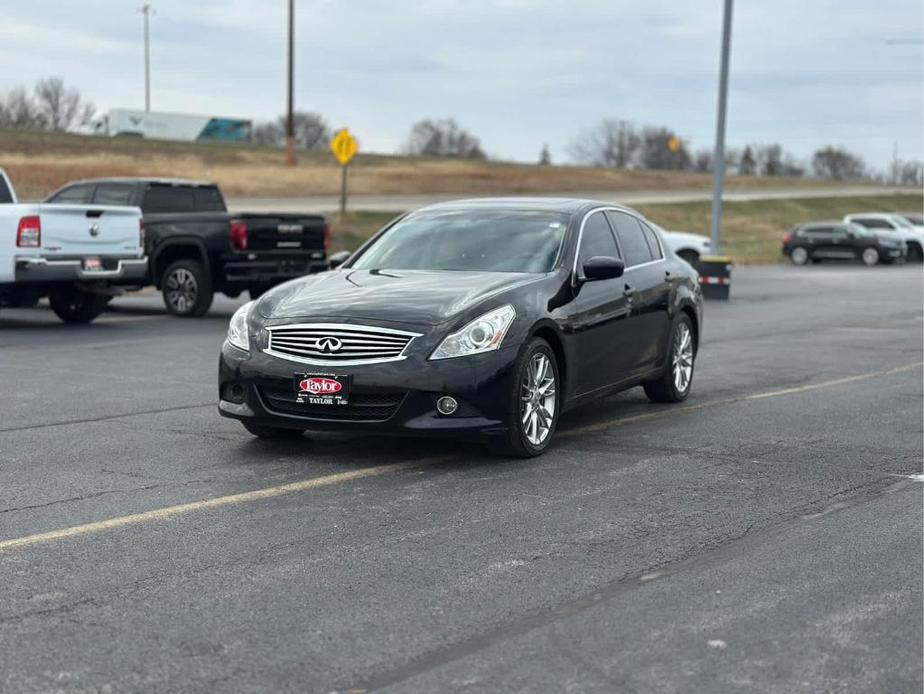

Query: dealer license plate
<box><xmin>294</xmin><ymin>373</ymin><xmax>351</xmax><ymax>406</ymax></box>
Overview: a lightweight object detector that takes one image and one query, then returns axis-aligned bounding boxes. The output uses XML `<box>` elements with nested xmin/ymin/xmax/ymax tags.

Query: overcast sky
<box><xmin>1</xmin><ymin>0</ymin><xmax>921</xmax><ymax>170</ymax></box>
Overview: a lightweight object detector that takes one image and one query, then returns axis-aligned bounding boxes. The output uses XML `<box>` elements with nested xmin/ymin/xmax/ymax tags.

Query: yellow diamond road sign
<box><xmin>330</xmin><ymin>128</ymin><xmax>358</xmax><ymax>166</ymax></box>
<box><xmin>668</xmin><ymin>136</ymin><xmax>680</xmax><ymax>153</ymax></box>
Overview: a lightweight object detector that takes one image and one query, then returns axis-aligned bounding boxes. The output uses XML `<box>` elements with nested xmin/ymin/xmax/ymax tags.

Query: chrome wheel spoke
<box><xmin>519</xmin><ymin>352</ymin><xmax>557</xmax><ymax>446</ymax></box>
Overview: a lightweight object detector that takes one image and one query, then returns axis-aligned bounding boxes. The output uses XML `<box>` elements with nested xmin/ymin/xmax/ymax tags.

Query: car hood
<box><xmin>257</xmin><ymin>268</ymin><xmax>543</xmax><ymax>326</ymax></box>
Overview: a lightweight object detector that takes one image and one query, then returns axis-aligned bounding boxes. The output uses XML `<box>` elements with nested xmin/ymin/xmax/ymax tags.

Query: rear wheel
<box><xmin>644</xmin><ymin>314</ymin><xmax>695</xmax><ymax>403</ymax></box>
<box><xmin>49</xmin><ymin>288</ymin><xmax>109</xmax><ymax>324</ymax></box>
<box><xmin>790</xmin><ymin>247</ymin><xmax>809</xmax><ymax>265</ymax></box>
<box><xmin>861</xmin><ymin>247</ymin><xmax>880</xmax><ymax>266</ymax></box>
<box><xmin>242</xmin><ymin>422</ymin><xmax>306</xmax><ymax>439</ymax></box>
<box><xmin>489</xmin><ymin>338</ymin><xmax>559</xmax><ymax>458</ymax></box>
<box><xmin>908</xmin><ymin>243</ymin><xmax>923</xmax><ymax>263</ymax></box>
<box><xmin>162</xmin><ymin>259</ymin><xmax>213</xmax><ymax>317</ymax></box>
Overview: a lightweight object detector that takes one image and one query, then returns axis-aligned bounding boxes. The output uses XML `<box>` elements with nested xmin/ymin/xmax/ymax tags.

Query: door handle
<box><xmin>624</xmin><ymin>283</ymin><xmax>636</xmax><ymax>301</ymax></box>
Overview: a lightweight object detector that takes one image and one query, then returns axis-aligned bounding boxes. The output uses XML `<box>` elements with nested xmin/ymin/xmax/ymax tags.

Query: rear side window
<box><xmin>638</xmin><ymin>220</ymin><xmax>663</xmax><ymax>259</ymax></box>
<box><xmin>49</xmin><ymin>184</ymin><xmax>95</xmax><ymax>204</ymax></box>
<box><xmin>801</xmin><ymin>226</ymin><xmax>833</xmax><ymax>235</ymax></box>
<box><xmin>93</xmin><ymin>183</ymin><xmax>135</xmax><ymax>206</ymax></box>
<box><xmin>0</xmin><ymin>174</ymin><xmax>13</xmax><ymax>203</ymax></box>
<box><xmin>607</xmin><ymin>211</ymin><xmax>653</xmax><ymax>267</ymax></box>
<box><xmin>578</xmin><ymin>212</ymin><xmax>619</xmax><ymax>267</ymax></box>
<box><xmin>852</xmin><ymin>218</ymin><xmax>893</xmax><ymax>229</ymax></box>
<box><xmin>194</xmin><ymin>186</ymin><xmax>225</xmax><ymax>211</ymax></box>
<box><xmin>142</xmin><ymin>185</ymin><xmax>196</xmax><ymax>213</ymax></box>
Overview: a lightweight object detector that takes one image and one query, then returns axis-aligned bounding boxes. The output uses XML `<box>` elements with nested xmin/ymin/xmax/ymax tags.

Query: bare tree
<box><xmin>693</xmin><ymin>149</ymin><xmax>712</xmax><ymax>173</ymax></box>
<box><xmin>738</xmin><ymin>146</ymin><xmax>756</xmax><ymax>176</ymax></box>
<box><xmin>568</xmin><ymin>119</ymin><xmax>640</xmax><ymax>168</ymax></box>
<box><xmin>406</xmin><ymin>118</ymin><xmax>486</xmax><ymax>159</ymax></box>
<box><xmin>811</xmin><ymin>146</ymin><xmax>866</xmax><ymax>180</ymax></box>
<box><xmin>252</xmin><ymin>121</ymin><xmax>284</xmax><ymax>147</ymax></box>
<box><xmin>0</xmin><ymin>87</ymin><xmax>47</xmax><ymax>129</ymax></box>
<box><xmin>899</xmin><ymin>161</ymin><xmax>924</xmax><ymax>186</ymax></box>
<box><xmin>285</xmin><ymin>111</ymin><xmax>330</xmax><ymax>150</ymax></box>
<box><xmin>755</xmin><ymin>143</ymin><xmax>785</xmax><ymax>176</ymax></box>
<box><xmin>34</xmin><ymin>77</ymin><xmax>85</xmax><ymax>131</ymax></box>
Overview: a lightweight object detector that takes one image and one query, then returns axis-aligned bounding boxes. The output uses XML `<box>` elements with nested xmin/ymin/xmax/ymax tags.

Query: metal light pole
<box><xmin>709</xmin><ymin>0</ymin><xmax>733</xmax><ymax>254</ymax></box>
<box><xmin>285</xmin><ymin>0</ymin><xmax>296</xmax><ymax>166</ymax></box>
<box><xmin>140</xmin><ymin>4</ymin><xmax>154</xmax><ymax>111</ymax></box>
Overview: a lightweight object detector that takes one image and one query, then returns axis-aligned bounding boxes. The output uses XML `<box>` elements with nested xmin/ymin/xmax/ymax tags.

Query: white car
<box><xmin>660</xmin><ymin>229</ymin><xmax>712</xmax><ymax>266</ymax></box>
<box><xmin>843</xmin><ymin>213</ymin><xmax>924</xmax><ymax>262</ymax></box>
<box><xmin>1</xmin><ymin>168</ymin><xmax>147</xmax><ymax>323</ymax></box>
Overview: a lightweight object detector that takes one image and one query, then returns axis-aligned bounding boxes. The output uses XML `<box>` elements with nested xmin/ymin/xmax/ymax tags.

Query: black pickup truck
<box><xmin>45</xmin><ymin>178</ymin><xmax>328</xmax><ymax>316</ymax></box>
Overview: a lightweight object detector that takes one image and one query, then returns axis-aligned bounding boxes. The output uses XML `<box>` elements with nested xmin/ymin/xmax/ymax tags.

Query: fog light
<box><xmin>224</xmin><ymin>383</ymin><xmax>245</xmax><ymax>404</ymax></box>
<box><xmin>436</xmin><ymin>396</ymin><xmax>458</xmax><ymax>416</ymax></box>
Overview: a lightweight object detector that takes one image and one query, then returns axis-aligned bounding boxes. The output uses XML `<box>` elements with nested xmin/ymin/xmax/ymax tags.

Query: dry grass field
<box><xmin>0</xmin><ymin>128</ymin><xmax>826</xmax><ymax>200</ymax></box>
<box><xmin>325</xmin><ymin>194</ymin><xmax>923</xmax><ymax>265</ymax></box>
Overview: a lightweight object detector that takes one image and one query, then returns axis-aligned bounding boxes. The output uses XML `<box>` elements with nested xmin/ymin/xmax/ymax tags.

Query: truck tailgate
<box><xmin>235</xmin><ymin>213</ymin><xmax>327</xmax><ymax>253</ymax></box>
<box><xmin>37</xmin><ymin>204</ymin><xmax>142</xmax><ymax>257</ymax></box>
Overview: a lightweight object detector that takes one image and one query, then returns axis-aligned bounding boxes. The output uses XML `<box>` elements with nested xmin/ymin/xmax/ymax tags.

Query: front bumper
<box><xmin>14</xmin><ymin>256</ymin><xmax>148</xmax><ymax>284</ymax></box>
<box><xmin>218</xmin><ymin>339</ymin><xmax>520</xmax><ymax>439</ymax></box>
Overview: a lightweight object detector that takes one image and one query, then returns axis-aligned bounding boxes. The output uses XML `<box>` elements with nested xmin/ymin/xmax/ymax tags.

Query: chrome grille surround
<box><xmin>263</xmin><ymin>323</ymin><xmax>423</xmax><ymax>366</ymax></box>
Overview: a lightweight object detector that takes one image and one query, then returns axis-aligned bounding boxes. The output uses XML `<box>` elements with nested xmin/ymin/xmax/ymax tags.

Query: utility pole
<box><xmin>285</xmin><ymin>0</ymin><xmax>296</xmax><ymax>166</ymax></box>
<box><xmin>140</xmin><ymin>4</ymin><xmax>154</xmax><ymax>112</ymax></box>
<box><xmin>709</xmin><ymin>0</ymin><xmax>734</xmax><ymax>254</ymax></box>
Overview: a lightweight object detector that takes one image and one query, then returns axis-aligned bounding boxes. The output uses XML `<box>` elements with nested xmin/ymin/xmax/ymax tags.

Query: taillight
<box><xmin>229</xmin><ymin>219</ymin><xmax>248</xmax><ymax>251</ymax></box>
<box><xmin>139</xmin><ymin>219</ymin><xmax>146</xmax><ymax>248</ymax></box>
<box><xmin>16</xmin><ymin>215</ymin><xmax>41</xmax><ymax>247</ymax></box>
<box><xmin>323</xmin><ymin>221</ymin><xmax>331</xmax><ymax>252</ymax></box>
<box><xmin>782</xmin><ymin>233</ymin><xmax>792</xmax><ymax>244</ymax></box>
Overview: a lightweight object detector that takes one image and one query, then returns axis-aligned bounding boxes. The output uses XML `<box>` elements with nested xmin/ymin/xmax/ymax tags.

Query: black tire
<box><xmin>790</xmin><ymin>246</ymin><xmax>809</xmax><ymax>265</ymax></box>
<box><xmin>860</xmin><ymin>247</ymin><xmax>880</xmax><ymax>267</ymax></box>
<box><xmin>489</xmin><ymin>337</ymin><xmax>560</xmax><ymax>458</ymax></box>
<box><xmin>677</xmin><ymin>249</ymin><xmax>699</xmax><ymax>267</ymax></box>
<box><xmin>242</xmin><ymin>422</ymin><xmax>306</xmax><ymax>439</ymax></box>
<box><xmin>49</xmin><ymin>289</ymin><xmax>109</xmax><ymax>324</ymax></box>
<box><xmin>161</xmin><ymin>259</ymin><xmax>213</xmax><ymax>317</ymax></box>
<box><xmin>643</xmin><ymin>314</ymin><xmax>696</xmax><ymax>403</ymax></box>
<box><xmin>907</xmin><ymin>244</ymin><xmax>923</xmax><ymax>263</ymax></box>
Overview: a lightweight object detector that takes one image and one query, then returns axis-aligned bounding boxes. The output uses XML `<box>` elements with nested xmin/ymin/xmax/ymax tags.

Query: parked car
<box><xmin>843</xmin><ymin>213</ymin><xmax>923</xmax><ymax>262</ymax></box>
<box><xmin>660</xmin><ymin>229</ymin><xmax>712</xmax><ymax>266</ymax></box>
<box><xmin>45</xmin><ymin>178</ymin><xmax>329</xmax><ymax>316</ymax></box>
<box><xmin>782</xmin><ymin>221</ymin><xmax>905</xmax><ymax>266</ymax></box>
<box><xmin>218</xmin><ymin>198</ymin><xmax>703</xmax><ymax>457</ymax></box>
<box><xmin>898</xmin><ymin>212</ymin><xmax>923</xmax><ymax>227</ymax></box>
<box><xmin>1</xmin><ymin>169</ymin><xmax>146</xmax><ymax>323</ymax></box>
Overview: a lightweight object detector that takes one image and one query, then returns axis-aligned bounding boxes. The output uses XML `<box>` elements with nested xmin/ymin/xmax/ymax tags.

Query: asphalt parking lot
<box><xmin>1</xmin><ymin>264</ymin><xmax>921</xmax><ymax>693</ymax></box>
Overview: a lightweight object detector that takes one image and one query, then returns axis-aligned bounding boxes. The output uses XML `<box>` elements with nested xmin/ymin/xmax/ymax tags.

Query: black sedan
<box><xmin>218</xmin><ymin>198</ymin><xmax>703</xmax><ymax>457</ymax></box>
<box><xmin>782</xmin><ymin>221</ymin><xmax>905</xmax><ymax>266</ymax></box>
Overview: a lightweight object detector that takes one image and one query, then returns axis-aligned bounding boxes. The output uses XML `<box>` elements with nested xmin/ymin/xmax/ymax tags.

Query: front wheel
<box><xmin>861</xmin><ymin>247</ymin><xmax>880</xmax><ymax>267</ymax></box>
<box><xmin>162</xmin><ymin>259</ymin><xmax>214</xmax><ymax>317</ymax></box>
<box><xmin>790</xmin><ymin>247</ymin><xmax>809</xmax><ymax>265</ymax></box>
<box><xmin>644</xmin><ymin>314</ymin><xmax>696</xmax><ymax>403</ymax></box>
<box><xmin>49</xmin><ymin>289</ymin><xmax>109</xmax><ymax>324</ymax></box>
<box><xmin>489</xmin><ymin>338</ymin><xmax>560</xmax><ymax>458</ymax></box>
<box><xmin>242</xmin><ymin>422</ymin><xmax>306</xmax><ymax>439</ymax></box>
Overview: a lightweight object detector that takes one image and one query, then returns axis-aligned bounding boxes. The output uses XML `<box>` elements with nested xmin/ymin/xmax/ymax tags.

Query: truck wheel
<box><xmin>162</xmin><ymin>259</ymin><xmax>213</xmax><ymax>317</ymax></box>
<box><xmin>49</xmin><ymin>289</ymin><xmax>109</xmax><ymax>324</ymax></box>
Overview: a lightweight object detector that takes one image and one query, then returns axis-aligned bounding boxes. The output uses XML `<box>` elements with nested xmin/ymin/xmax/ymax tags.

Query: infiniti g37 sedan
<box><xmin>218</xmin><ymin>198</ymin><xmax>703</xmax><ymax>457</ymax></box>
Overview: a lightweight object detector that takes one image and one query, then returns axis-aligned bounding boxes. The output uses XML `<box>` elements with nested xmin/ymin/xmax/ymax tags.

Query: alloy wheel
<box><xmin>520</xmin><ymin>352</ymin><xmax>556</xmax><ymax>446</ymax></box>
<box><xmin>672</xmin><ymin>323</ymin><xmax>694</xmax><ymax>394</ymax></box>
<box><xmin>861</xmin><ymin>248</ymin><xmax>879</xmax><ymax>266</ymax></box>
<box><xmin>791</xmin><ymin>247</ymin><xmax>808</xmax><ymax>265</ymax></box>
<box><xmin>165</xmin><ymin>268</ymin><xmax>198</xmax><ymax>313</ymax></box>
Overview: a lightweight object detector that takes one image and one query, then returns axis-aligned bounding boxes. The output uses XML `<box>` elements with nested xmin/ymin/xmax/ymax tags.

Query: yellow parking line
<box><xmin>560</xmin><ymin>361</ymin><xmax>923</xmax><ymax>437</ymax></box>
<box><xmin>0</xmin><ymin>461</ymin><xmax>423</xmax><ymax>552</ymax></box>
<box><xmin>1</xmin><ymin>362</ymin><xmax>919</xmax><ymax>552</ymax></box>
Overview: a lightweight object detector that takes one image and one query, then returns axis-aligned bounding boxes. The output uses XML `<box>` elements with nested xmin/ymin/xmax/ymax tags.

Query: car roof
<box><xmin>59</xmin><ymin>177</ymin><xmax>215</xmax><ymax>187</ymax></box>
<box><xmin>801</xmin><ymin>220</ymin><xmax>848</xmax><ymax>227</ymax></box>
<box><xmin>414</xmin><ymin>197</ymin><xmax>640</xmax><ymax>216</ymax></box>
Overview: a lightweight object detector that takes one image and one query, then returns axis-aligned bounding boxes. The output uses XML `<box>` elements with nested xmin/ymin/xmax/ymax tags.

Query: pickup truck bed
<box><xmin>46</xmin><ymin>178</ymin><xmax>329</xmax><ymax>316</ymax></box>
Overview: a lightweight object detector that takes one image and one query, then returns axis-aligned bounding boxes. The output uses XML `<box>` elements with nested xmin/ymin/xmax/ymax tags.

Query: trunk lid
<box><xmin>234</xmin><ymin>213</ymin><xmax>327</xmax><ymax>253</ymax></box>
<box><xmin>36</xmin><ymin>204</ymin><xmax>142</xmax><ymax>256</ymax></box>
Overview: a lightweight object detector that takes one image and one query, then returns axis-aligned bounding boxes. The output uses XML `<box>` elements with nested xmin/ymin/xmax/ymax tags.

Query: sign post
<box><xmin>330</xmin><ymin>128</ymin><xmax>358</xmax><ymax>218</ymax></box>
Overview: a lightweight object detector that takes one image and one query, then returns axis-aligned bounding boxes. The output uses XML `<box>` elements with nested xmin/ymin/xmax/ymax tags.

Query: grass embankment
<box><xmin>325</xmin><ymin>194</ymin><xmax>923</xmax><ymax>264</ymax></box>
<box><xmin>2</xmin><ymin>128</ymin><xmax>822</xmax><ymax>200</ymax></box>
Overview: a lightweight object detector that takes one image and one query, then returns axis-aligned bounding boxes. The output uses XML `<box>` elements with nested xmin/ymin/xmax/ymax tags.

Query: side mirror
<box><xmin>328</xmin><ymin>250</ymin><xmax>351</xmax><ymax>269</ymax></box>
<box><xmin>582</xmin><ymin>255</ymin><xmax>625</xmax><ymax>281</ymax></box>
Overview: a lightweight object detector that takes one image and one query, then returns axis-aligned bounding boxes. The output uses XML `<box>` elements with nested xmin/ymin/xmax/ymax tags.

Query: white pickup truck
<box><xmin>0</xmin><ymin>169</ymin><xmax>147</xmax><ymax>323</ymax></box>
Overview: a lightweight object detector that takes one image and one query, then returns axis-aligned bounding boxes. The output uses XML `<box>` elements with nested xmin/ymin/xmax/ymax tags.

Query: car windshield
<box><xmin>890</xmin><ymin>215</ymin><xmax>913</xmax><ymax>228</ymax></box>
<box><xmin>350</xmin><ymin>210</ymin><xmax>569</xmax><ymax>273</ymax></box>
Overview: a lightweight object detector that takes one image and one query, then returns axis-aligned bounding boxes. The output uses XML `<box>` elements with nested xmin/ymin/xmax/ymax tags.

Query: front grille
<box><xmin>265</xmin><ymin>323</ymin><xmax>421</xmax><ymax>365</ymax></box>
<box><xmin>259</xmin><ymin>386</ymin><xmax>405</xmax><ymax>421</ymax></box>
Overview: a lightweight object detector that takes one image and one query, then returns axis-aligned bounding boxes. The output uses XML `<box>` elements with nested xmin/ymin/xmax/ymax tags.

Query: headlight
<box><xmin>227</xmin><ymin>301</ymin><xmax>254</xmax><ymax>352</ymax></box>
<box><xmin>430</xmin><ymin>305</ymin><xmax>516</xmax><ymax>360</ymax></box>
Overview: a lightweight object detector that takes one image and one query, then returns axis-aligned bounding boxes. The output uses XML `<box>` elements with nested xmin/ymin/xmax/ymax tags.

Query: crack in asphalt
<box><xmin>0</xmin><ymin>484</ymin><xmax>166</xmax><ymax>515</ymax></box>
<box><xmin>343</xmin><ymin>478</ymin><xmax>917</xmax><ymax>693</ymax></box>
<box><xmin>0</xmin><ymin>402</ymin><xmax>214</xmax><ymax>433</ymax></box>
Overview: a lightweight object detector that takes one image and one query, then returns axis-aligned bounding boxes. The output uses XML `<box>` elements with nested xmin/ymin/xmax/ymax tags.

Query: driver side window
<box><xmin>578</xmin><ymin>212</ymin><xmax>619</xmax><ymax>269</ymax></box>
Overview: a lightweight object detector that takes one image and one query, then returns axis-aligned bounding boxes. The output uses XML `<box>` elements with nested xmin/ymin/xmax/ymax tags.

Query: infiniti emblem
<box><xmin>88</xmin><ymin>223</ymin><xmax>100</xmax><ymax>237</ymax></box>
<box><xmin>315</xmin><ymin>337</ymin><xmax>343</xmax><ymax>353</ymax></box>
